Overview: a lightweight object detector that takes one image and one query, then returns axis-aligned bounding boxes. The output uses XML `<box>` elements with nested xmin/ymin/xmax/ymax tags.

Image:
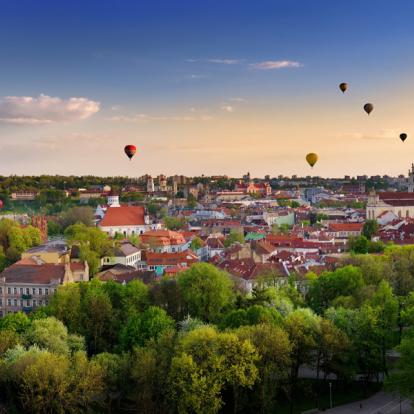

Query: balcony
<box><xmin>22</xmin><ymin>306</ymin><xmax>33</xmax><ymax>313</ymax></box>
<box><xmin>21</xmin><ymin>294</ymin><xmax>32</xmax><ymax>300</ymax></box>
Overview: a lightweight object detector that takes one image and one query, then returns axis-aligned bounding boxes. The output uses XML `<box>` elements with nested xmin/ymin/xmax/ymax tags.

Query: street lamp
<box><xmin>329</xmin><ymin>382</ymin><xmax>333</xmax><ymax>409</ymax></box>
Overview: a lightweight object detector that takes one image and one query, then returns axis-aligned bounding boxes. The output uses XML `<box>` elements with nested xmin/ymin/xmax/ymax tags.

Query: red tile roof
<box><xmin>99</xmin><ymin>205</ymin><xmax>145</xmax><ymax>227</ymax></box>
<box><xmin>141</xmin><ymin>230</ymin><xmax>186</xmax><ymax>246</ymax></box>
<box><xmin>1</xmin><ymin>264</ymin><xmax>65</xmax><ymax>284</ymax></box>
<box><xmin>145</xmin><ymin>250</ymin><xmax>198</xmax><ymax>266</ymax></box>
<box><xmin>328</xmin><ymin>223</ymin><xmax>363</xmax><ymax>232</ymax></box>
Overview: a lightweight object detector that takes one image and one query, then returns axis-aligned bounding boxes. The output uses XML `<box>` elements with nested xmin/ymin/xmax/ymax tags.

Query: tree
<box><xmin>370</xmin><ymin>281</ymin><xmax>398</xmax><ymax>375</ymax></box>
<box><xmin>284</xmin><ymin>309</ymin><xmax>320</xmax><ymax>413</ymax></box>
<box><xmin>163</xmin><ymin>216</ymin><xmax>187</xmax><ymax>230</ymax></box>
<box><xmin>187</xmin><ymin>194</ymin><xmax>197</xmax><ymax>209</ymax></box>
<box><xmin>58</xmin><ymin>206</ymin><xmax>94</xmax><ymax>229</ymax></box>
<box><xmin>224</xmin><ymin>230</ymin><xmax>245</xmax><ymax>248</ymax></box>
<box><xmin>0</xmin><ymin>311</ymin><xmax>31</xmax><ymax>334</ymax></box>
<box><xmin>169</xmin><ymin>326</ymin><xmax>258</xmax><ymax>414</ymax></box>
<box><xmin>236</xmin><ymin>324</ymin><xmax>292</xmax><ymax>412</ymax></box>
<box><xmin>386</xmin><ymin>330</ymin><xmax>414</xmax><ymax>401</ymax></box>
<box><xmin>307</xmin><ymin>265</ymin><xmax>365</xmax><ymax>313</ymax></box>
<box><xmin>190</xmin><ymin>236</ymin><xmax>204</xmax><ymax>251</ymax></box>
<box><xmin>178</xmin><ymin>263</ymin><xmax>234</xmax><ymax>322</ymax></box>
<box><xmin>363</xmin><ymin>219</ymin><xmax>378</xmax><ymax>240</ymax></box>
<box><xmin>25</xmin><ymin>317</ymin><xmax>84</xmax><ymax>355</ymax></box>
<box><xmin>120</xmin><ymin>306</ymin><xmax>175</xmax><ymax>351</ymax></box>
<box><xmin>349</xmin><ymin>235</ymin><xmax>369</xmax><ymax>254</ymax></box>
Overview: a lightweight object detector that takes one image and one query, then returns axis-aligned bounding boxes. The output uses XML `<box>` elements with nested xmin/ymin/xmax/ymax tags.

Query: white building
<box><xmin>366</xmin><ymin>191</ymin><xmax>414</xmax><ymax>220</ymax></box>
<box><xmin>102</xmin><ymin>241</ymin><xmax>141</xmax><ymax>269</ymax></box>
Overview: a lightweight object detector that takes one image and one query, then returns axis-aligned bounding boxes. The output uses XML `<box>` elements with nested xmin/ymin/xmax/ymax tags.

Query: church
<box><xmin>366</xmin><ymin>164</ymin><xmax>414</xmax><ymax>219</ymax></box>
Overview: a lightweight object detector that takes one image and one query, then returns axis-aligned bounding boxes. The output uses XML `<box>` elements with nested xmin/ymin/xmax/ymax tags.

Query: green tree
<box><xmin>169</xmin><ymin>326</ymin><xmax>258</xmax><ymax>414</ymax></box>
<box><xmin>363</xmin><ymin>219</ymin><xmax>379</xmax><ymax>240</ymax></box>
<box><xmin>120</xmin><ymin>306</ymin><xmax>174</xmax><ymax>351</ymax></box>
<box><xmin>236</xmin><ymin>324</ymin><xmax>292</xmax><ymax>412</ymax></box>
<box><xmin>178</xmin><ymin>263</ymin><xmax>234</xmax><ymax>322</ymax></box>
<box><xmin>224</xmin><ymin>230</ymin><xmax>245</xmax><ymax>248</ymax></box>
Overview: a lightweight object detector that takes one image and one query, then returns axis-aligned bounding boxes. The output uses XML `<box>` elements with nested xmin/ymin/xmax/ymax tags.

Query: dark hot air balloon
<box><xmin>339</xmin><ymin>83</ymin><xmax>348</xmax><ymax>93</ymax></box>
<box><xmin>306</xmin><ymin>153</ymin><xmax>318</xmax><ymax>168</ymax></box>
<box><xmin>400</xmin><ymin>133</ymin><xmax>408</xmax><ymax>143</ymax></box>
<box><xmin>124</xmin><ymin>145</ymin><xmax>137</xmax><ymax>160</ymax></box>
<box><xmin>364</xmin><ymin>103</ymin><xmax>374</xmax><ymax>115</ymax></box>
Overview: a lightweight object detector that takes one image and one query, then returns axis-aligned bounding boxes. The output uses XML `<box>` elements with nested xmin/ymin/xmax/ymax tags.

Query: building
<box><xmin>102</xmin><ymin>241</ymin><xmax>141</xmax><ymax>269</ymax></box>
<box><xmin>10</xmin><ymin>191</ymin><xmax>39</xmax><ymax>201</ymax></box>
<box><xmin>147</xmin><ymin>176</ymin><xmax>155</xmax><ymax>193</ymax></box>
<box><xmin>327</xmin><ymin>222</ymin><xmax>363</xmax><ymax>239</ymax></box>
<box><xmin>0</xmin><ymin>260</ymin><xmax>88</xmax><ymax>316</ymax></box>
<box><xmin>140</xmin><ymin>230</ymin><xmax>189</xmax><ymax>253</ymax></box>
<box><xmin>366</xmin><ymin>191</ymin><xmax>414</xmax><ymax>220</ymax></box>
<box><xmin>98</xmin><ymin>194</ymin><xmax>157</xmax><ymax>236</ymax></box>
<box><xmin>143</xmin><ymin>250</ymin><xmax>199</xmax><ymax>275</ymax></box>
<box><xmin>21</xmin><ymin>241</ymin><xmax>71</xmax><ymax>264</ymax></box>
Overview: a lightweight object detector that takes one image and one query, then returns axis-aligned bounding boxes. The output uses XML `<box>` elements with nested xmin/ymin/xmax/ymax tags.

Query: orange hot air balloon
<box><xmin>124</xmin><ymin>145</ymin><xmax>137</xmax><ymax>160</ymax></box>
<box><xmin>364</xmin><ymin>103</ymin><xmax>374</xmax><ymax>115</ymax></box>
<box><xmin>400</xmin><ymin>133</ymin><xmax>408</xmax><ymax>143</ymax></box>
<box><xmin>339</xmin><ymin>83</ymin><xmax>348</xmax><ymax>93</ymax></box>
<box><xmin>306</xmin><ymin>153</ymin><xmax>318</xmax><ymax>168</ymax></box>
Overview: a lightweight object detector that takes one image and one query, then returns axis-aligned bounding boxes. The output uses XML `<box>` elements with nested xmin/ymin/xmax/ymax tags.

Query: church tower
<box><xmin>408</xmin><ymin>164</ymin><xmax>414</xmax><ymax>192</ymax></box>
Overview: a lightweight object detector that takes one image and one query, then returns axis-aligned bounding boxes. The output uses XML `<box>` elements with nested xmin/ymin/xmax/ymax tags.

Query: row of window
<box><xmin>0</xmin><ymin>298</ymin><xmax>48</xmax><ymax>307</ymax></box>
<box><xmin>0</xmin><ymin>287</ymin><xmax>52</xmax><ymax>295</ymax></box>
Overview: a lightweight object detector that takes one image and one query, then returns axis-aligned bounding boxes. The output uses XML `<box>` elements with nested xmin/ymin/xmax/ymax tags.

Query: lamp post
<box><xmin>329</xmin><ymin>382</ymin><xmax>333</xmax><ymax>409</ymax></box>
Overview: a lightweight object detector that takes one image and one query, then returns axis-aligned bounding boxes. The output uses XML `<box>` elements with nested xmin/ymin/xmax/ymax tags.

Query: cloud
<box><xmin>220</xmin><ymin>105</ymin><xmax>234</xmax><ymax>113</ymax></box>
<box><xmin>250</xmin><ymin>60</ymin><xmax>302</xmax><ymax>70</ymax></box>
<box><xmin>347</xmin><ymin>129</ymin><xmax>400</xmax><ymax>141</ymax></box>
<box><xmin>186</xmin><ymin>58</ymin><xmax>241</xmax><ymax>65</ymax></box>
<box><xmin>229</xmin><ymin>97</ymin><xmax>247</xmax><ymax>102</ymax></box>
<box><xmin>206</xmin><ymin>59</ymin><xmax>240</xmax><ymax>65</ymax></box>
<box><xmin>0</xmin><ymin>94</ymin><xmax>100</xmax><ymax>125</ymax></box>
<box><xmin>109</xmin><ymin>113</ymin><xmax>213</xmax><ymax>123</ymax></box>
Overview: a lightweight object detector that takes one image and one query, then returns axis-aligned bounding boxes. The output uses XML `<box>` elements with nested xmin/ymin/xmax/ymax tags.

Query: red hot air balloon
<box><xmin>0</xmin><ymin>200</ymin><xmax>3</xmax><ymax>209</ymax></box>
<box><xmin>124</xmin><ymin>145</ymin><xmax>137</xmax><ymax>160</ymax></box>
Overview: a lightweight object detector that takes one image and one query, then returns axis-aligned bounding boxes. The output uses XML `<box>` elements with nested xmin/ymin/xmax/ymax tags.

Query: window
<box><xmin>45</xmin><ymin>288</ymin><xmax>49</xmax><ymax>295</ymax></box>
<box><xmin>7</xmin><ymin>299</ymin><xmax>11</xmax><ymax>306</ymax></box>
<box><xmin>39</xmin><ymin>288</ymin><xmax>42</xmax><ymax>295</ymax></box>
<box><xmin>0</xmin><ymin>287</ymin><xmax>2</xmax><ymax>294</ymax></box>
<box><xmin>14</xmin><ymin>287</ymin><xmax>17</xmax><ymax>294</ymax></box>
<box><xmin>33</xmin><ymin>299</ymin><xmax>37</xmax><ymax>306</ymax></box>
<box><xmin>20</xmin><ymin>288</ymin><xmax>23</xmax><ymax>294</ymax></box>
<box><xmin>14</xmin><ymin>299</ymin><xmax>17</xmax><ymax>306</ymax></box>
<box><xmin>32</xmin><ymin>288</ymin><xmax>36</xmax><ymax>295</ymax></box>
<box><xmin>26</xmin><ymin>288</ymin><xmax>29</xmax><ymax>294</ymax></box>
<box><xmin>7</xmin><ymin>287</ymin><xmax>11</xmax><ymax>294</ymax></box>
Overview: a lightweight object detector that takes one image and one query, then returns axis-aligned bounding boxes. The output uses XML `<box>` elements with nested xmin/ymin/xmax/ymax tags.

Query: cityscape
<box><xmin>1</xmin><ymin>1</ymin><xmax>414</xmax><ymax>414</ymax></box>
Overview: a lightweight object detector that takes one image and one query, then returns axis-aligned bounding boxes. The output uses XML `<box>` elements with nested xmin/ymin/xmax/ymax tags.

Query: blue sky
<box><xmin>1</xmin><ymin>0</ymin><xmax>414</xmax><ymax>177</ymax></box>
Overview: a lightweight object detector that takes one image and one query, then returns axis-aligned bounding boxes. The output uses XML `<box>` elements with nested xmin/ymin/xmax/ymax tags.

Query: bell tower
<box><xmin>408</xmin><ymin>164</ymin><xmax>414</xmax><ymax>193</ymax></box>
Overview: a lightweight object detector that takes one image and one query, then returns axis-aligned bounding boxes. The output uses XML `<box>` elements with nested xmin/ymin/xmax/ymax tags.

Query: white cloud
<box><xmin>109</xmin><ymin>113</ymin><xmax>213</xmax><ymax>123</ymax></box>
<box><xmin>220</xmin><ymin>105</ymin><xmax>234</xmax><ymax>113</ymax></box>
<box><xmin>0</xmin><ymin>94</ymin><xmax>100</xmax><ymax>125</ymax></box>
<box><xmin>207</xmin><ymin>59</ymin><xmax>240</xmax><ymax>65</ymax></box>
<box><xmin>251</xmin><ymin>60</ymin><xmax>302</xmax><ymax>70</ymax></box>
<box><xmin>229</xmin><ymin>97</ymin><xmax>247</xmax><ymax>102</ymax></box>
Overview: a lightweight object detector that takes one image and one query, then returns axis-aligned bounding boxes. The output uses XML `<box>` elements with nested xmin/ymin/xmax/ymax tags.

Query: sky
<box><xmin>1</xmin><ymin>0</ymin><xmax>414</xmax><ymax>178</ymax></box>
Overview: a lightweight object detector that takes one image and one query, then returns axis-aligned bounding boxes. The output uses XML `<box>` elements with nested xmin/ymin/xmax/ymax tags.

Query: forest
<box><xmin>0</xmin><ymin>245</ymin><xmax>414</xmax><ymax>413</ymax></box>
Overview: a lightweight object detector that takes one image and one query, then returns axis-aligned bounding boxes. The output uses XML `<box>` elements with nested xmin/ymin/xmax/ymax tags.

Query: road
<box><xmin>323</xmin><ymin>392</ymin><xmax>413</xmax><ymax>414</ymax></box>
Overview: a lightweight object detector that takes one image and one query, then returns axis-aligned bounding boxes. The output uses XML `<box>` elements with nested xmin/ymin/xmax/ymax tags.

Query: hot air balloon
<box><xmin>124</xmin><ymin>145</ymin><xmax>137</xmax><ymax>160</ymax></box>
<box><xmin>306</xmin><ymin>153</ymin><xmax>318</xmax><ymax>168</ymax></box>
<box><xmin>400</xmin><ymin>133</ymin><xmax>408</xmax><ymax>143</ymax></box>
<box><xmin>339</xmin><ymin>83</ymin><xmax>348</xmax><ymax>93</ymax></box>
<box><xmin>0</xmin><ymin>200</ymin><xmax>3</xmax><ymax>209</ymax></box>
<box><xmin>364</xmin><ymin>103</ymin><xmax>374</xmax><ymax>115</ymax></box>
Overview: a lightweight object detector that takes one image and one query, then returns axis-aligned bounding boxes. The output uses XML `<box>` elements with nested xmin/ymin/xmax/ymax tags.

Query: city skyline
<box><xmin>1</xmin><ymin>0</ymin><xmax>414</xmax><ymax>177</ymax></box>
